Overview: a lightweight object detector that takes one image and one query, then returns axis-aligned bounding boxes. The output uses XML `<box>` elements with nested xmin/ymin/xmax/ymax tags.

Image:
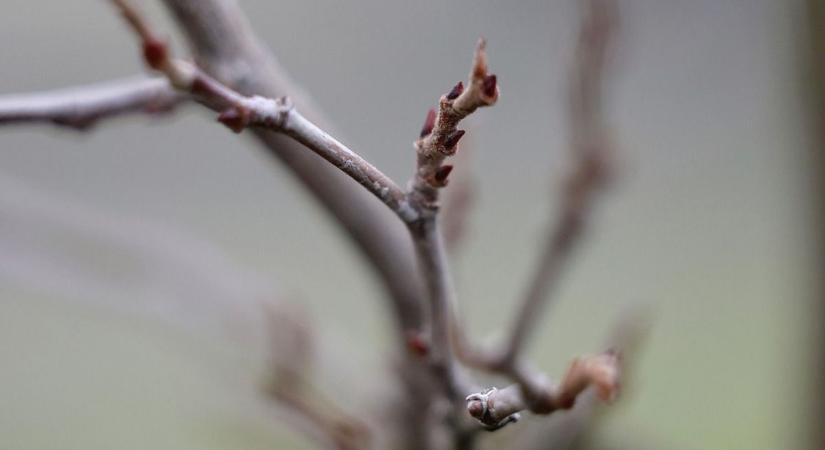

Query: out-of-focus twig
<box><xmin>0</xmin><ymin>76</ymin><xmax>180</xmax><ymax>130</ymax></box>
<box><xmin>442</xmin><ymin>139</ymin><xmax>476</xmax><ymax>254</ymax></box>
<box><xmin>263</xmin><ymin>304</ymin><xmax>371</xmax><ymax>450</ymax></box>
<box><xmin>462</xmin><ymin>0</ymin><xmax>620</xmax><ymax>429</ymax></box>
<box><xmin>503</xmin><ymin>0</ymin><xmax>617</xmax><ymax>370</ymax></box>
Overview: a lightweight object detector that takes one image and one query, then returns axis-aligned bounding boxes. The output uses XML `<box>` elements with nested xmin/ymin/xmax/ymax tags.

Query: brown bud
<box><xmin>482</xmin><ymin>74</ymin><xmax>497</xmax><ymax>98</ymax></box>
<box><xmin>446</xmin><ymin>81</ymin><xmax>464</xmax><ymax>100</ymax></box>
<box><xmin>419</xmin><ymin>108</ymin><xmax>436</xmax><ymax>138</ymax></box>
<box><xmin>217</xmin><ymin>107</ymin><xmax>249</xmax><ymax>133</ymax></box>
<box><xmin>444</xmin><ymin>129</ymin><xmax>465</xmax><ymax>150</ymax></box>
<box><xmin>434</xmin><ymin>165</ymin><xmax>454</xmax><ymax>185</ymax></box>
<box><xmin>142</xmin><ymin>39</ymin><xmax>167</xmax><ymax>71</ymax></box>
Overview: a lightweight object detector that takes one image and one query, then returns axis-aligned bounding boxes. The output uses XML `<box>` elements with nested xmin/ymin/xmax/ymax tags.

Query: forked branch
<box><xmin>110</xmin><ymin>0</ymin><xmax>414</xmax><ymax>222</ymax></box>
<box><xmin>462</xmin><ymin>0</ymin><xmax>620</xmax><ymax>429</ymax></box>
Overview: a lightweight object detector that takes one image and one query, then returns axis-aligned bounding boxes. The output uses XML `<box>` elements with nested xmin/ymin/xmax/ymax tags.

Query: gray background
<box><xmin>0</xmin><ymin>1</ymin><xmax>817</xmax><ymax>449</ymax></box>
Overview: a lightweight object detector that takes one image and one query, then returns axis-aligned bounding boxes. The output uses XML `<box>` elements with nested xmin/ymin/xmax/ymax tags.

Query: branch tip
<box><xmin>472</xmin><ymin>37</ymin><xmax>489</xmax><ymax>81</ymax></box>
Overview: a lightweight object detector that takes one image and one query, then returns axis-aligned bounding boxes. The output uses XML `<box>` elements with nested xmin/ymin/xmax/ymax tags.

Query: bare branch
<box><xmin>457</xmin><ymin>0</ymin><xmax>620</xmax><ymax>430</ymax></box>
<box><xmin>263</xmin><ymin>304</ymin><xmax>371</xmax><ymax>450</ymax></box>
<box><xmin>0</xmin><ymin>76</ymin><xmax>180</xmax><ymax>130</ymax></box>
<box><xmin>465</xmin><ymin>351</ymin><xmax>620</xmax><ymax>430</ymax></box>
<box><xmin>522</xmin><ymin>310</ymin><xmax>651</xmax><ymax>450</ymax></box>
<box><xmin>410</xmin><ymin>38</ymin><xmax>498</xmax><ymax>207</ymax></box>
<box><xmin>502</xmin><ymin>0</ymin><xmax>617</xmax><ymax>367</ymax></box>
<box><xmin>159</xmin><ymin>0</ymin><xmax>426</xmax><ymax>340</ymax></box>
<box><xmin>403</xmin><ymin>40</ymin><xmax>499</xmax><ymax>400</ymax></box>
<box><xmin>110</xmin><ymin>0</ymin><xmax>413</xmax><ymax>221</ymax></box>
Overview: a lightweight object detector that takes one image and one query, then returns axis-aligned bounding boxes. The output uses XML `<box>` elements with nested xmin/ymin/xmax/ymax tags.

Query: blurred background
<box><xmin>0</xmin><ymin>1</ymin><xmax>821</xmax><ymax>449</ymax></box>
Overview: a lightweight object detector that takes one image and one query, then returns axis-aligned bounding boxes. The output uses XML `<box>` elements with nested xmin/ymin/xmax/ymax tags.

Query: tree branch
<box><xmin>110</xmin><ymin>0</ymin><xmax>416</xmax><ymax>222</ymax></box>
<box><xmin>460</xmin><ymin>0</ymin><xmax>620</xmax><ymax>429</ymax></box>
<box><xmin>403</xmin><ymin>39</ymin><xmax>499</xmax><ymax>399</ymax></box>
<box><xmin>0</xmin><ymin>76</ymin><xmax>180</xmax><ymax>130</ymax></box>
<box><xmin>159</xmin><ymin>0</ymin><xmax>426</xmax><ymax>341</ymax></box>
<box><xmin>465</xmin><ymin>351</ymin><xmax>619</xmax><ymax>429</ymax></box>
<box><xmin>501</xmin><ymin>0</ymin><xmax>617</xmax><ymax>365</ymax></box>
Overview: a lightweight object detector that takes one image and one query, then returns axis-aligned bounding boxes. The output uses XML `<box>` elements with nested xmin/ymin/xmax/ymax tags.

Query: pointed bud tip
<box><xmin>419</xmin><ymin>108</ymin><xmax>437</xmax><ymax>138</ymax></box>
<box><xmin>446</xmin><ymin>81</ymin><xmax>464</xmax><ymax>100</ymax></box>
<box><xmin>434</xmin><ymin>165</ymin><xmax>454</xmax><ymax>184</ymax></box>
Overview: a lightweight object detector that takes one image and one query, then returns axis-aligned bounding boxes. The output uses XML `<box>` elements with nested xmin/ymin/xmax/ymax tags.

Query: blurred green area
<box><xmin>0</xmin><ymin>1</ymin><xmax>819</xmax><ymax>450</ymax></box>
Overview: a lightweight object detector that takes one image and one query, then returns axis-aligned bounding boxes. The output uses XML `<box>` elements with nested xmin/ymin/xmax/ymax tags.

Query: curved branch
<box><xmin>159</xmin><ymin>0</ymin><xmax>426</xmax><ymax>339</ymax></box>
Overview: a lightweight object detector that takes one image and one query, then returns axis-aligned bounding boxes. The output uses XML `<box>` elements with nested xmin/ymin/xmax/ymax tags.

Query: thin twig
<box><xmin>407</xmin><ymin>36</ymin><xmax>499</xmax><ymax>384</ymax></box>
<box><xmin>465</xmin><ymin>351</ymin><xmax>620</xmax><ymax>429</ymax></box>
<box><xmin>160</xmin><ymin>0</ymin><xmax>427</xmax><ymax>346</ymax></box>
<box><xmin>409</xmin><ymin>38</ymin><xmax>498</xmax><ymax>209</ymax></box>
<box><xmin>110</xmin><ymin>0</ymin><xmax>414</xmax><ymax>222</ymax></box>
<box><xmin>0</xmin><ymin>76</ymin><xmax>180</xmax><ymax>130</ymax></box>
<box><xmin>461</xmin><ymin>0</ymin><xmax>620</xmax><ymax>429</ymax></box>
<box><xmin>501</xmin><ymin>0</ymin><xmax>617</xmax><ymax>365</ymax></box>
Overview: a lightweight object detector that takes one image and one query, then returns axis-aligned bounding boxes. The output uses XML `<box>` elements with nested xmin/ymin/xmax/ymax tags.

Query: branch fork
<box><xmin>0</xmin><ymin>0</ymin><xmax>628</xmax><ymax>445</ymax></box>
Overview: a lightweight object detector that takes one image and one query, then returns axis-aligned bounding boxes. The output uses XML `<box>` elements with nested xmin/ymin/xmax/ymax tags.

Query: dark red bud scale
<box><xmin>434</xmin><ymin>165</ymin><xmax>454</xmax><ymax>184</ymax></box>
<box><xmin>218</xmin><ymin>107</ymin><xmax>248</xmax><ymax>133</ymax></box>
<box><xmin>444</xmin><ymin>129</ymin><xmax>465</xmax><ymax>150</ymax></box>
<box><xmin>420</xmin><ymin>108</ymin><xmax>437</xmax><ymax>138</ymax></box>
<box><xmin>446</xmin><ymin>81</ymin><xmax>464</xmax><ymax>100</ymax></box>
<box><xmin>482</xmin><ymin>74</ymin><xmax>497</xmax><ymax>98</ymax></box>
<box><xmin>142</xmin><ymin>39</ymin><xmax>167</xmax><ymax>71</ymax></box>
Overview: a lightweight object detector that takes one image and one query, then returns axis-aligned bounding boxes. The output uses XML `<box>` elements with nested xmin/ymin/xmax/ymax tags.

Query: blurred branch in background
<box><xmin>0</xmin><ymin>0</ymin><xmax>651</xmax><ymax>448</ymax></box>
<box><xmin>0</xmin><ymin>76</ymin><xmax>180</xmax><ymax>130</ymax></box>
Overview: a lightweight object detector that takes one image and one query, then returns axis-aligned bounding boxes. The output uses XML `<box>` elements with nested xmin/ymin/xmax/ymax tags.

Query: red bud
<box><xmin>142</xmin><ymin>39</ymin><xmax>167</xmax><ymax>70</ymax></box>
<box><xmin>420</xmin><ymin>108</ymin><xmax>436</xmax><ymax>138</ymax></box>
<box><xmin>446</xmin><ymin>81</ymin><xmax>464</xmax><ymax>100</ymax></box>
<box><xmin>217</xmin><ymin>107</ymin><xmax>248</xmax><ymax>133</ymax></box>
<box><xmin>444</xmin><ymin>129</ymin><xmax>465</xmax><ymax>150</ymax></box>
<box><xmin>482</xmin><ymin>74</ymin><xmax>497</xmax><ymax>98</ymax></box>
<box><xmin>434</xmin><ymin>165</ymin><xmax>454</xmax><ymax>185</ymax></box>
